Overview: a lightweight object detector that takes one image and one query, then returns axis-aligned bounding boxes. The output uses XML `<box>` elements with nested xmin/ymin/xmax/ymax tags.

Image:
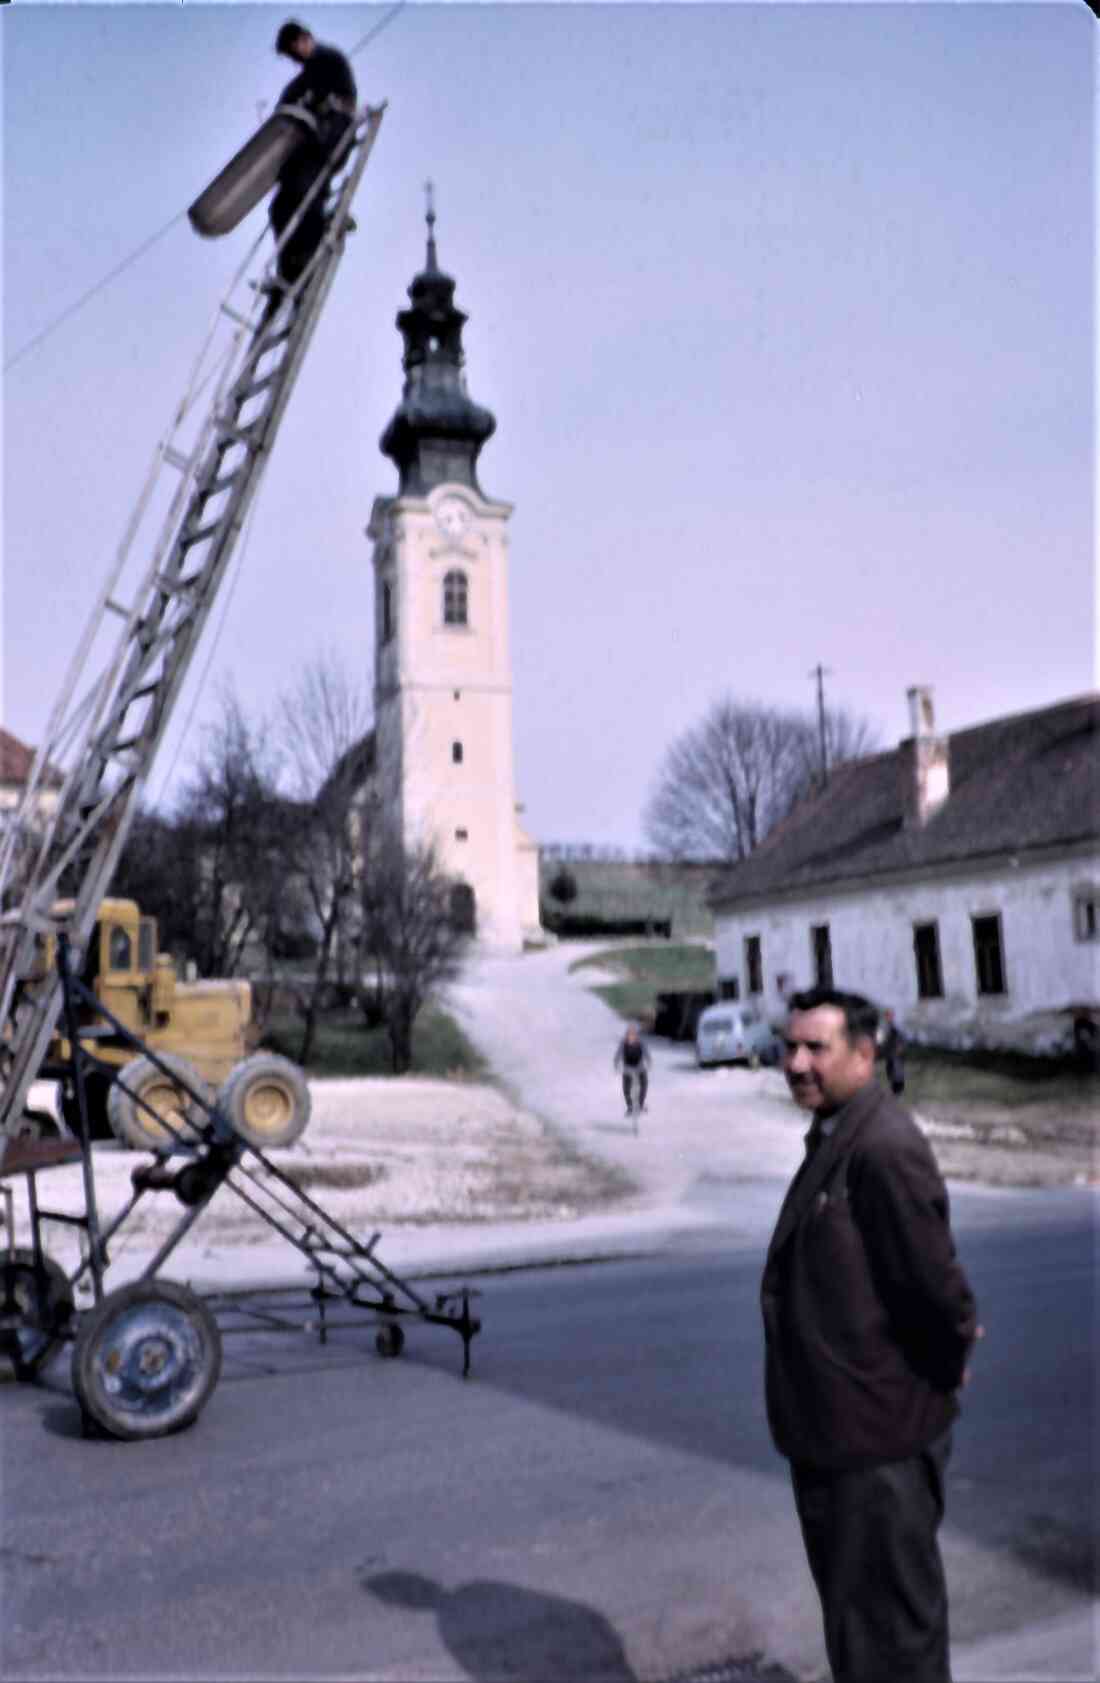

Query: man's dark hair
<box><xmin>276</xmin><ymin>19</ymin><xmax>309</xmax><ymax>55</ymax></box>
<box><xmin>787</xmin><ymin>987</ymin><xmax>880</xmax><ymax>1047</ymax></box>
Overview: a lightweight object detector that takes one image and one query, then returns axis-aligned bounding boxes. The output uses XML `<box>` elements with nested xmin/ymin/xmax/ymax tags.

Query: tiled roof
<box><xmin>710</xmin><ymin>694</ymin><xmax>1099</xmax><ymax>908</ymax></box>
<box><xmin>0</xmin><ymin>728</ymin><xmax>63</xmax><ymax>789</ymax></box>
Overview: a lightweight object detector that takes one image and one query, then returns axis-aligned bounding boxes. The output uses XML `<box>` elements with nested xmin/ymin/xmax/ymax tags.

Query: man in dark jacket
<box><xmin>270</xmin><ymin>21</ymin><xmax>358</xmax><ymax>284</ymax></box>
<box><xmin>762</xmin><ymin>987</ymin><xmax>981</xmax><ymax>1683</ymax></box>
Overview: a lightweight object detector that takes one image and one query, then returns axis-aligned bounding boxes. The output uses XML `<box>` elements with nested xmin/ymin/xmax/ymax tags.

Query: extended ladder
<box><xmin>0</xmin><ymin>105</ymin><xmax>386</xmax><ymax>1143</ymax></box>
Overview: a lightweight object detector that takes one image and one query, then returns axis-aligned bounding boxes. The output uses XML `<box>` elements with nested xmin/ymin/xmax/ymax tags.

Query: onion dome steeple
<box><xmin>380</xmin><ymin>185</ymin><xmax>496</xmax><ymax>496</ymax></box>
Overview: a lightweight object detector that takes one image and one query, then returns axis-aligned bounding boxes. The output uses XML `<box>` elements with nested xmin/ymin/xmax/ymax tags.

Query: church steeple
<box><xmin>380</xmin><ymin>187</ymin><xmax>496</xmax><ymax>496</ymax></box>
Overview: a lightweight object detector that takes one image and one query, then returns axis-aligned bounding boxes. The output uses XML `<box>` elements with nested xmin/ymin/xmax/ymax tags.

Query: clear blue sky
<box><xmin>3</xmin><ymin>2</ymin><xmax>1094</xmax><ymax>851</ymax></box>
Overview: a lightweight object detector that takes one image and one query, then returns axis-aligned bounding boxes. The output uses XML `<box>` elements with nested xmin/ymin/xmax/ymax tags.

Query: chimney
<box><xmin>900</xmin><ymin>685</ymin><xmax>950</xmax><ymax>827</ymax></box>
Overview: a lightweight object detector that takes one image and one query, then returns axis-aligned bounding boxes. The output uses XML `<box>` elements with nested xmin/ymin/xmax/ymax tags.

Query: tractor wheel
<box><xmin>216</xmin><ymin>1053</ymin><xmax>310</xmax><ymax>1150</ymax></box>
<box><xmin>57</xmin><ymin>1071</ymin><xmax>113</xmax><ymax>1141</ymax></box>
<box><xmin>106</xmin><ymin>1055</ymin><xmax>211</xmax><ymax>1153</ymax></box>
<box><xmin>0</xmin><ymin>1248</ymin><xmax>74</xmax><ymax>1381</ymax></box>
<box><xmin>71</xmin><ymin>1279</ymin><xmax>221</xmax><ymax>1440</ymax></box>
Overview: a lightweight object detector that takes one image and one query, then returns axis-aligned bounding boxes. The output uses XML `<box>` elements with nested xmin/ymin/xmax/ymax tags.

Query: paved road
<box><xmin>2</xmin><ymin>1189</ymin><xmax>1093</xmax><ymax>1683</ymax></box>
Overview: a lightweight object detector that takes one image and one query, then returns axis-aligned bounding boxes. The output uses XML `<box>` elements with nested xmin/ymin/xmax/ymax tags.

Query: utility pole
<box><xmin>810</xmin><ymin>663</ymin><xmax>831</xmax><ymax>788</ymax></box>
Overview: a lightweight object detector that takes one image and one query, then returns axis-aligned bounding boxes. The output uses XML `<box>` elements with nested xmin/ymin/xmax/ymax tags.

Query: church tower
<box><xmin>366</xmin><ymin>198</ymin><xmax>540</xmax><ymax>951</ymax></box>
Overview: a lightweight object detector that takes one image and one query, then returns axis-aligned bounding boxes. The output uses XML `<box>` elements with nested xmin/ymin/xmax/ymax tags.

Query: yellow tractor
<box><xmin>39</xmin><ymin>898</ymin><xmax>310</xmax><ymax>1153</ymax></box>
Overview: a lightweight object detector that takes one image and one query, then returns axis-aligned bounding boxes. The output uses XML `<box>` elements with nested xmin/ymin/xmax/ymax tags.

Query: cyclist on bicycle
<box><xmin>613</xmin><ymin>1023</ymin><xmax>651</xmax><ymax>1116</ymax></box>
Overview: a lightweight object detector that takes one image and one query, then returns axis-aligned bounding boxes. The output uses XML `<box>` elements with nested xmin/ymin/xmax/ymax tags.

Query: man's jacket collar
<box><xmin>766</xmin><ymin>1081</ymin><xmax>883</xmax><ymax>1263</ymax></box>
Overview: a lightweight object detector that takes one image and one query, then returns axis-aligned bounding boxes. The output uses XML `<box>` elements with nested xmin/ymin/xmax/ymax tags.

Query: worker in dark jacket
<box><xmin>762</xmin><ymin>987</ymin><xmax>981</xmax><ymax>1683</ymax></box>
<box><xmin>270</xmin><ymin>20</ymin><xmax>357</xmax><ymax>284</ymax></box>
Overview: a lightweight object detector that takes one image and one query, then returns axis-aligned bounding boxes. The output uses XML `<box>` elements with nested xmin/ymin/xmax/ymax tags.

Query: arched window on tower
<box><xmin>443</xmin><ymin>569</ymin><xmax>468</xmax><ymax>627</ymax></box>
<box><xmin>381</xmin><ymin>579</ymin><xmax>394</xmax><ymax>643</ymax></box>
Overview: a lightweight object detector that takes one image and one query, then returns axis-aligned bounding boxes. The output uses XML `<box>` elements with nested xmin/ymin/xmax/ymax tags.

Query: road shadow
<box><xmin>589</xmin><ymin>1121</ymin><xmax>641</xmax><ymax>1137</ymax></box>
<box><xmin>365</xmin><ymin>1569</ymin><xmax>638</xmax><ymax>1680</ymax></box>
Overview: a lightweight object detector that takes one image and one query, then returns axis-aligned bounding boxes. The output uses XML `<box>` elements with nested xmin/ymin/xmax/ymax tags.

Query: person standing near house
<box><xmin>879</xmin><ymin>1006</ymin><xmax>907</xmax><ymax>1095</ymax></box>
<box><xmin>613</xmin><ymin>1023</ymin><xmax>651</xmax><ymax>1117</ymax></box>
<box><xmin>762</xmin><ymin>987</ymin><xmax>981</xmax><ymax>1683</ymax></box>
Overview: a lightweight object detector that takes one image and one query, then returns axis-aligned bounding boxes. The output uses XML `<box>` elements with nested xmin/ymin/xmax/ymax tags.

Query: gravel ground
<box><xmin>16</xmin><ymin>940</ymin><xmax>1095</xmax><ymax>1273</ymax></box>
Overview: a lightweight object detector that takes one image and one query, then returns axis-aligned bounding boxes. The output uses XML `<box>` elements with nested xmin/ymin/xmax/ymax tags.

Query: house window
<box><xmin>913</xmin><ymin>921</ymin><xmax>944</xmax><ymax>999</ymax></box>
<box><xmin>744</xmin><ymin>934</ymin><xmax>763</xmax><ymax>995</ymax></box>
<box><xmin>972</xmin><ymin>913</ymin><xmax>1006</xmax><ymax>996</ymax></box>
<box><xmin>1073</xmin><ymin>892</ymin><xmax>1099</xmax><ymax>942</ymax></box>
<box><xmin>443</xmin><ymin>570</ymin><xmax>468</xmax><ymax>626</ymax></box>
<box><xmin>381</xmin><ymin>579</ymin><xmax>394</xmax><ymax>643</ymax></box>
<box><xmin>810</xmin><ymin>924</ymin><xmax>833</xmax><ymax>989</ymax></box>
<box><xmin>452</xmin><ymin>741</ymin><xmax>463</xmax><ymax>765</ymax></box>
<box><xmin>455</xmin><ymin>827</ymin><xmax>468</xmax><ymax>842</ymax></box>
<box><xmin>718</xmin><ymin>975</ymin><xmax>740</xmax><ymax>1000</ymax></box>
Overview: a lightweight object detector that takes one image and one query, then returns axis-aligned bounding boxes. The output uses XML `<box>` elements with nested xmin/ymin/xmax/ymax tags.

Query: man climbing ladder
<box><xmin>270</xmin><ymin>20</ymin><xmax>358</xmax><ymax>284</ymax></box>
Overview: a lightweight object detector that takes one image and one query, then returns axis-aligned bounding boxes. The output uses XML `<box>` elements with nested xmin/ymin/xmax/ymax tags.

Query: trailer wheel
<box><xmin>71</xmin><ymin>1280</ymin><xmax>222</xmax><ymax>1440</ymax></box>
<box><xmin>217</xmin><ymin>1053</ymin><xmax>310</xmax><ymax>1149</ymax></box>
<box><xmin>0</xmin><ymin>1249</ymin><xmax>74</xmax><ymax>1381</ymax></box>
<box><xmin>376</xmin><ymin>1322</ymin><xmax>405</xmax><ymax>1359</ymax></box>
<box><xmin>107</xmin><ymin>1055</ymin><xmax>210</xmax><ymax>1152</ymax></box>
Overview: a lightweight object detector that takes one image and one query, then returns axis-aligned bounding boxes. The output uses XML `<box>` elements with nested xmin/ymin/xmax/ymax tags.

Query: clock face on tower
<box><xmin>434</xmin><ymin>495</ymin><xmax>472</xmax><ymax>541</ymax></box>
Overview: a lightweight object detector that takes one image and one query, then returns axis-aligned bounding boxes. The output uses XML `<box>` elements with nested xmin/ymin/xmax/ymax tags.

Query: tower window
<box><xmin>455</xmin><ymin>827</ymin><xmax>468</xmax><ymax>842</ymax></box>
<box><xmin>381</xmin><ymin>579</ymin><xmax>394</xmax><ymax>643</ymax></box>
<box><xmin>452</xmin><ymin>741</ymin><xmax>463</xmax><ymax>764</ymax></box>
<box><xmin>443</xmin><ymin>570</ymin><xmax>468</xmax><ymax>627</ymax></box>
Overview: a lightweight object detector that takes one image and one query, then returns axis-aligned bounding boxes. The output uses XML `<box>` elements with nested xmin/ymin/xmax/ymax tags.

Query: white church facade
<box><xmin>365</xmin><ymin>208</ymin><xmax>540</xmax><ymax>951</ymax></box>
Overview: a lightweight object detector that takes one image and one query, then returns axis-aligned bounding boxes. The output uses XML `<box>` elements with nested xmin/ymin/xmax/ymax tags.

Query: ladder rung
<box><xmin>216</xmin><ymin>420</ymin><xmax>256</xmax><ymax>448</ymax></box>
<box><xmin>105</xmin><ymin>597</ymin><xmax>132</xmax><ymax>619</ymax></box>
<box><xmin>220</xmin><ymin>302</ymin><xmax>254</xmax><ymax>329</ymax></box>
<box><xmin>238</xmin><ymin>371</ymin><xmax>278</xmax><ymax>403</ymax></box>
<box><xmin>180</xmin><ymin>518</ymin><xmax>223</xmax><ymax>550</ymax></box>
<box><xmin>162</xmin><ymin>446</ymin><xmax>191</xmax><ymax>473</ymax></box>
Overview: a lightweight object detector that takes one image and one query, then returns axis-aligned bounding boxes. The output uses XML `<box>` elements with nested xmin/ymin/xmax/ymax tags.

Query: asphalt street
<box><xmin>1</xmin><ymin>1184</ymin><xmax>1093</xmax><ymax>1683</ymax></box>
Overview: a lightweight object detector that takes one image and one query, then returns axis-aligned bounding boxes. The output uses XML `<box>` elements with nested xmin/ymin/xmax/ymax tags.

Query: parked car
<box><xmin>695</xmin><ymin>1002</ymin><xmax>782</xmax><ymax>1069</ymax></box>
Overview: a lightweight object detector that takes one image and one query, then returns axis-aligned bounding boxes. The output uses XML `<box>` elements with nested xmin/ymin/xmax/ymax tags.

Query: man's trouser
<box><xmin>622</xmin><ymin>1068</ymin><xmax>648</xmax><ymax>1110</ymax></box>
<box><xmin>791</xmin><ymin>1430</ymin><xmax>953</xmax><ymax>1683</ymax></box>
<box><xmin>270</xmin><ymin>114</ymin><xmax>351</xmax><ymax>283</ymax></box>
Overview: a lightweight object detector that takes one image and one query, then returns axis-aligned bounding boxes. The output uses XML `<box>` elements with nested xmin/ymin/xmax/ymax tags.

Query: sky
<box><xmin>2</xmin><ymin>1</ymin><xmax>1095</xmax><ymax>853</ymax></box>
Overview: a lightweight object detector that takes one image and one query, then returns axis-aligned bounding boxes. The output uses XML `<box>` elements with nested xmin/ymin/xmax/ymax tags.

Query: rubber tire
<box><xmin>106</xmin><ymin>1054</ymin><xmax>211</xmax><ymax>1153</ymax></box>
<box><xmin>0</xmin><ymin>1249</ymin><xmax>74</xmax><ymax>1381</ymax></box>
<box><xmin>376</xmin><ymin>1322</ymin><xmax>405</xmax><ymax>1359</ymax></box>
<box><xmin>71</xmin><ymin>1280</ymin><xmax>222</xmax><ymax>1441</ymax></box>
<box><xmin>12</xmin><ymin>1107</ymin><xmax>61</xmax><ymax>1143</ymax></box>
<box><xmin>216</xmin><ymin>1053</ymin><xmax>310</xmax><ymax>1150</ymax></box>
<box><xmin>57</xmin><ymin>1072</ymin><xmax>112</xmax><ymax>1142</ymax></box>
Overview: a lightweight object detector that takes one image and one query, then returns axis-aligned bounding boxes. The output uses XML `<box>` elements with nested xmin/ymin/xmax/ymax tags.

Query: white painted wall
<box><xmin>714</xmin><ymin>852</ymin><xmax>1100</xmax><ymax>1034</ymax></box>
<box><xmin>367</xmin><ymin>485</ymin><xmax>537</xmax><ymax>952</ymax></box>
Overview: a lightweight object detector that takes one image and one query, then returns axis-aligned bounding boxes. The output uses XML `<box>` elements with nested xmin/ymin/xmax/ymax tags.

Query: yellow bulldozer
<box><xmin>32</xmin><ymin>898</ymin><xmax>310</xmax><ymax>1153</ymax></box>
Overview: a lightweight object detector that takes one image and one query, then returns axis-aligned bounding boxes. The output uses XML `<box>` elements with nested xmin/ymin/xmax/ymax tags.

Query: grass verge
<box><xmin>260</xmin><ymin>1006</ymin><xmax>488</xmax><ymax>1079</ymax></box>
<box><xmin>570</xmin><ymin>942</ymin><xmax>716</xmax><ymax>1025</ymax></box>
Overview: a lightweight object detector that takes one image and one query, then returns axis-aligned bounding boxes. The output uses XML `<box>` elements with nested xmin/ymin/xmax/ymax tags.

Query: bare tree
<box><xmin>358</xmin><ymin>834</ymin><xmax>468</xmax><ymax>1074</ymax></box>
<box><xmin>274</xmin><ymin>656</ymin><xmax>375</xmax><ymax>1065</ymax></box>
<box><xmin>644</xmin><ymin>695</ymin><xmax>878</xmax><ymax>863</ymax></box>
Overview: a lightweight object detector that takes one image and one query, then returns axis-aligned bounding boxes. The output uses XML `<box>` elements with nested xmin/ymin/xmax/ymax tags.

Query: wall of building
<box><xmin>713</xmin><ymin>850</ymin><xmax>1100</xmax><ymax>1038</ymax></box>
<box><xmin>369</xmin><ymin>488</ymin><xmax>531</xmax><ymax>952</ymax></box>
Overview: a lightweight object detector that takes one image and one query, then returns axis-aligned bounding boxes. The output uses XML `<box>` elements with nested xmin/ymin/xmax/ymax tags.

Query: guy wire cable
<box><xmin>5</xmin><ymin>0</ymin><xmax>409</xmax><ymax>373</ymax></box>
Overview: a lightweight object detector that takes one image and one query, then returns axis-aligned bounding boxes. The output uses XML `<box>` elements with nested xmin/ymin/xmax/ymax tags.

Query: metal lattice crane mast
<box><xmin>0</xmin><ymin>105</ymin><xmax>386</xmax><ymax>1143</ymax></box>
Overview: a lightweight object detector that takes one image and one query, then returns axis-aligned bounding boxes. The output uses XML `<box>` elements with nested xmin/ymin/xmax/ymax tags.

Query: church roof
<box><xmin>709</xmin><ymin>693</ymin><xmax>1100</xmax><ymax>910</ymax></box>
<box><xmin>380</xmin><ymin>195</ymin><xmax>496</xmax><ymax>497</ymax></box>
<box><xmin>0</xmin><ymin>727</ymin><xmax>63</xmax><ymax>789</ymax></box>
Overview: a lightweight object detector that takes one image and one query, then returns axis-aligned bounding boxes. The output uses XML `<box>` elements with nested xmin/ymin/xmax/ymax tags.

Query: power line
<box><xmin>5</xmin><ymin>2</ymin><xmax>408</xmax><ymax>374</ymax></box>
<box><xmin>4</xmin><ymin>211</ymin><xmax>187</xmax><ymax>373</ymax></box>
